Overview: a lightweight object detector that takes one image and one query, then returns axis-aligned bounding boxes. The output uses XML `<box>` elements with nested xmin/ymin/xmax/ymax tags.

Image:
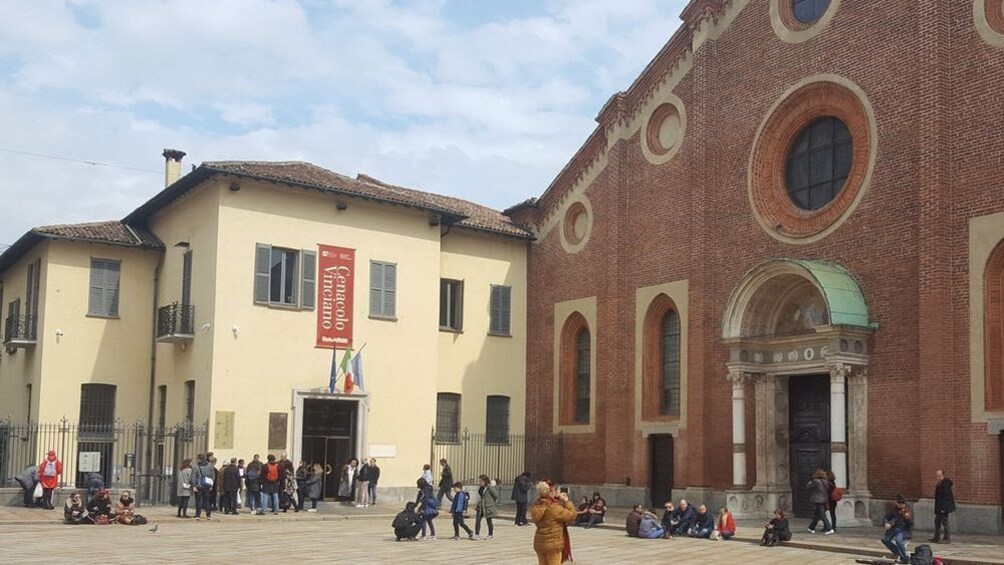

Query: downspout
<box><xmin>145</xmin><ymin>252</ymin><xmax>163</xmax><ymax>498</ymax></box>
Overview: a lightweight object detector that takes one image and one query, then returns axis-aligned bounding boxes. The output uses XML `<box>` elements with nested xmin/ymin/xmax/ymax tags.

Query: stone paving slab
<box><xmin>0</xmin><ymin>513</ymin><xmax>869</xmax><ymax>564</ymax></box>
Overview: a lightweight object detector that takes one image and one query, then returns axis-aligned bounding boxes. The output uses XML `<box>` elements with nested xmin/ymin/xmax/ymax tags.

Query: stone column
<box><xmin>847</xmin><ymin>369</ymin><xmax>870</xmax><ymax>495</ymax></box>
<box><xmin>728</xmin><ymin>369</ymin><xmax>749</xmax><ymax>487</ymax></box>
<box><xmin>828</xmin><ymin>363</ymin><xmax>849</xmax><ymax>490</ymax></box>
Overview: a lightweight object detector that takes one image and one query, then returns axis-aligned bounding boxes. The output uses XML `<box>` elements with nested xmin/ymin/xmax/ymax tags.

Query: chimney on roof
<box><xmin>162</xmin><ymin>149</ymin><xmax>186</xmax><ymax>187</ymax></box>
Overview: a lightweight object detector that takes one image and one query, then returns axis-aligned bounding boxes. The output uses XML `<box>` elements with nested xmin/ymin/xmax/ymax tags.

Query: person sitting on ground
<box><xmin>114</xmin><ymin>490</ymin><xmax>137</xmax><ymax>525</ymax></box>
<box><xmin>660</xmin><ymin>501</ymin><xmax>675</xmax><ymax>534</ymax></box>
<box><xmin>584</xmin><ymin>491</ymin><xmax>607</xmax><ymax>529</ymax></box>
<box><xmin>713</xmin><ymin>506</ymin><xmax>736</xmax><ymax>541</ymax></box>
<box><xmin>625</xmin><ymin>504</ymin><xmax>644</xmax><ymax>537</ymax></box>
<box><xmin>688</xmin><ymin>504</ymin><xmax>715</xmax><ymax>538</ymax></box>
<box><xmin>64</xmin><ymin>491</ymin><xmax>87</xmax><ymax>525</ymax></box>
<box><xmin>881</xmin><ymin>495</ymin><xmax>914</xmax><ymax>564</ymax></box>
<box><xmin>667</xmin><ymin>498</ymin><xmax>696</xmax><ymax>536</ymax></box>
<box><xmin>638</xmin><ymin>508</ymin><xmax>667</xmax><ymax>539</ymax></box>
<box><xmin>393</xmin><ymin>501</ymin><xmax>423</xmax><ymax>541</ymax></box>
<box><xmin>87</xmin><ymin>489</ymin><xmax>114</xmax><ymax>524</ymax></box>
<box><xmin>761</xmin><ymin>507</ymin><xmax>791</xmax><ymax>546</ymax></box>
<box><xmin>575</xmin><ymin>496</ymin><xmax>591</xmax><ymax>526</ymax></box>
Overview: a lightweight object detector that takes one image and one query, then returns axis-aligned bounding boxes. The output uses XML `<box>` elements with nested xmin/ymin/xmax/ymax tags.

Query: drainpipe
<box><xmin>144</xmin><ymin>253</ymin><xmax>163</xmax><ymax>499</ymax></box>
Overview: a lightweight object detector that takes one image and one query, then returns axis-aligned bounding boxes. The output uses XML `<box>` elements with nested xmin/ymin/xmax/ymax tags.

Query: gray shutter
<box><xmin>181</xmin><ymin>251</ymin><xmax>193</xmax><ymax>307</ymax></box>
<box><xmin>89</xmin><ymin>260</ymin><xmax>105</xmax><ymax>316</ymax></box>
<box><xmin>300</xmin><ymin>250</ymin><xmax>316</xmax><ymax>310</ymax></box>
<box><xmin>382</xmin><ymin>263</ymin><xmax>396</xmax><ymax>317</ymax></box>
<box><xmin>456</xmin><ymin>282</ymin><xmax>464</xmax><ymax>331</ymax></box>
<box><xmin>254</xmin><ymin>243</ymin><xmax>271</xmax><ymax>304</ymax></box>
<box><xmin>369</xmin><ymin>261</ymin><xmax>383</xmax><ymax>316</ymax></box>
<box><xmin>31</xmin><ymin>258</ymin><xmax>41</xmax><ymax>317</ymax></box>
<box><xmin>489</xmin><ymin>286</ymin><xmax>501</xmax><ymax>334</ymax></box>
<box><xmin>500</xmin><ymin>286</ymin><xmax>511</xmax><ymax>336</ymax></box>
<box><xmin>105</xmin><ymin>261</ymin><xmax>120</xmax><ymax>317</ymax></box>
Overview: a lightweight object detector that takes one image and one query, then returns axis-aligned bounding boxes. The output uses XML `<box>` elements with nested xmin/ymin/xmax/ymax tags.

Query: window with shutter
<box><xmin>184</xmin><ymin>380</ymin><xmax>195</xmax><ymax>423</ymax></box>
<box><xmin>88</xmin><ymin>259</ymin><xmax>120</xmax><ymax>317</ymax></box>
<box><xmin>486</xmin><ymin>395</ymin><xmax>510</xmax><ymax>444</ymax></box>
<box><xmin>489</xmin><ymin>285</ymin><xmax>511</xmax><ymax>336</ymax></box>
<box><xmin>181</xmin><ymin>251</ymin><xmax>193</xmax><ymax>307</ymax></box>
<box><xmin>254</xmin><ymin>244</ymin><xmax>271</xmax><ymax>304</ymax></box>
<box><xmin>439</xmin><ymin>279</ymin><xmax>463</xmax><ymax>331</ymax></box>
<box><xmin>301</xmin><ymin>250</ymin><xmax>316</xmax><ymax>310</ymax></box>
<box><xmin>370</xmin><ymin>260</ymin><xmax>397</xmax><ymax>319</ymax></box>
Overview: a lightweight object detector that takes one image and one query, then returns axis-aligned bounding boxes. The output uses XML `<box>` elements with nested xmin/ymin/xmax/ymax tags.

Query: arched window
<box><xmin>643</xmin><ymin>294</ymin><xmax>682</xmax><ymax>421</ymax></box>
<box><xmin>560</xmin><ymin>312</ymin><xmax>591</xmax><ymax>425</ymax></box>
<box><xmin>785</xmin><ymin>116</ymin><xmax>853</xmax><ymax>211</ymax></box>
<box><xmin>660</xmin><ymin>310</ymin><xmax>681</xmax><ymax>416</ymax></box>
<box><xmin>792</xmin><ymin>0</ymin><xmax>831</xmax><ymax>24</ymax></box>
<box><xmin>986</xmin><ymin>240</ymin><xmax>1004</xmax><ymax>411</ymax></box>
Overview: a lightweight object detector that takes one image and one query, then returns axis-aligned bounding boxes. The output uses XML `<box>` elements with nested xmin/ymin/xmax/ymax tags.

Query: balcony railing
<box><xmin>156</xmin><ymin>303</ymin><xmax>195</xmax><ymax>343</ymax></box>
<box><xmin>3</xmin><ymin>315</ymin><xmax>37</xmax><ymax>347</ymax></box>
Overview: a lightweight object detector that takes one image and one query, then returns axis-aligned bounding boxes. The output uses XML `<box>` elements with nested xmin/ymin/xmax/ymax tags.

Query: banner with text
<box><xmin>316</xmin><ymin>245</ymin><xmax>354</xmax><ymax>349</ymax></box>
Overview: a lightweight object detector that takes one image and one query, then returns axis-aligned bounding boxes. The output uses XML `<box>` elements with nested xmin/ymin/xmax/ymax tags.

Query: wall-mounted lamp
<box><xmin>55</xmin><ymin>329</ymin><xmax>63</xmax><ymax>343</ymax></box>
<box><xmin>228</xmin><ymin>182</ymin><xmax>241</xmax><ymax>192</ymax></box>
<box><xmin>201</xmin><ymin>323</ymin><xmax>211</xmax><ymax>332</ymax></box>
<box><xmin>232</xmin><ymin>324</ymin><xmax>240</xmax><ymax>337</ymax></box>
<box><xmin>174</xmin><ymin>241</ymin><xmax>190</xmax><ymax>248</ymax></box>
<box><xmin>336</xmin><ymin>201</ymin><xmax>348</xmax><ymax>211</ymax></box>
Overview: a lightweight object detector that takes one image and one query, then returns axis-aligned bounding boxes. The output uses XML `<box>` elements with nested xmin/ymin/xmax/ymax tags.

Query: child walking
<box><xmin>450</xmin><ymin>482</ymin><xmax>474</xmax><ymax>540</ymax></box>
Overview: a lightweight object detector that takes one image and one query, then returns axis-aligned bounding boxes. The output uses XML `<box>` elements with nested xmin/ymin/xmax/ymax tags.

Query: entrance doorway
<box><xmin>649</xmin><ymin>434</ymin><xmax>674</xmax><ymax>507</ymax></box>
<box><xmin>789</xmin><ymin>375</ymin><xmax>831</xmax><ymax>518</ymax></box>
<box><xmin>301</xmin><ymin>399</ymin><xmax>357</xmax><ymax>500</ymax></box>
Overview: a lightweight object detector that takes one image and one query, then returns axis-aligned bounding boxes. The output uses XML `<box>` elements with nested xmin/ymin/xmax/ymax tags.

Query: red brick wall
<box><xmin>524</xmin><ymin>0</ymin><xmax>1004</xmax><ymax>506</ymax></box>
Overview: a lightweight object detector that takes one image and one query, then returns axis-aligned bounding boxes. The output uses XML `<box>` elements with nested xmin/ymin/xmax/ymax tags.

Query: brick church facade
<box><xmin>510</xmin><ymin>0</ymin><xmax>1004</xmax><ymax>532</ymax></box>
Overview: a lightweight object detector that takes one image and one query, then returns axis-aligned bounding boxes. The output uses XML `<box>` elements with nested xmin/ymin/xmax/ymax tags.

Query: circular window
<box><xmin>785</xmin><ymin>117</ymin><xmax>853</xmax><ymax>211</ymax></box>
<box><xmin>989</xmin><ymin>0</ymin><xmax>1004</xmax><ymax>34</ymax></box>
<box><xmin>749</xmin><ymin>77</ymin><xmax>875</xmax><ymax>243</ymax></box>
<box><xmin>976</xmin><ymin>0</ymin><xmax>1004</xmax><ymax>47</ymax></box>
<box><xmin>792</xmin><ymin>0</ymin><xmax>831</xmax><ymax>23</ymax></box>
<box><xmin>562</xmin><ymin>200</ymin><xmax>591</xmax><ymax>250</ymax></box>
<box><xmin>646</xmin><ymin>103</ymin><xmax>682</xmax><ymax>156</ymax></box>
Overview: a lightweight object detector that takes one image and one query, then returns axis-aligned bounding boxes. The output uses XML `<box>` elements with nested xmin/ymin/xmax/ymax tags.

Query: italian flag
<box><xmin>340</xmin><ymin>348</ymin><xmax>354</xmax><ymax>394</ymax></box>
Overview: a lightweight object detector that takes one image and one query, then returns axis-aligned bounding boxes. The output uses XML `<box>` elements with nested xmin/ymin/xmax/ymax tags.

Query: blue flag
<box><xmin>351</xmin><ymin>351</ymin><xmax>364</xmax><ymax>391</ymax></box>
<box><xmin>328</xmin><ymin>347</ymin><xmax>339</xmax><ymax>394</ymax></box>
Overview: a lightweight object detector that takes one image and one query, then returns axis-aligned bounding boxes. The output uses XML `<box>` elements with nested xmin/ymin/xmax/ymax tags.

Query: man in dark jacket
<box><xmin>661</xmin><ymin>501</ymin><xmax>675</xmax><ymax>531</ymax></box>
<box><xmin>245</xmin><ymin>455</ymin><xmax>263</xmax><ymax>515</ymax></box>
<box><xmin>191</xmin><ymin>453</ymin><xmax>217</xmax><ymax>520</ymax></box>
<box><xmin>392</xmin><ymin>501</ymin><xmax>422</xmax><ymax>540</ymax></box>
<box><xmin>223</xmin><ymin>457</ymin><xmax>241</xmax><ymax>515</ymax></box>
<box><xmin>437</xmin><ymin>458</ymin><xmax>453</xmax><ymax>507</ymax></box>
<box><xmin>368</xmin><ymin>458</ymin><xmax>381</xmax><ymax>505</ymax></box>
<box><xmin>881</xmin><ymin>495</ymin><xmax>914</xmax><ymax>564</ymax></box>
<box><xmin>930</xmin><ymin>469</ymin><xmax>956</xmax><ymax>544</ymax></box>
<box><xmin>688</xmin><ymin>504</ymin><xmax>715</xmax><ymax>538</ymax></box>
<box><xmin>625</xmin><ymin>504</ymin><xmax>644</xmax><ymax>537</ymax></box>
<box><xmin>667</xmin><ymin>498</ymin><xmax>696</xmax><ymax>536</ymax></box>
<box><xmin>511</xmin><ymin>472</ymin><xmax>531</xmax><ymax>526</ymax></box>
<box><xmin>14</xmin><ymin>465</ymin><xmax>39</xmax><ymax>508</ymax></box>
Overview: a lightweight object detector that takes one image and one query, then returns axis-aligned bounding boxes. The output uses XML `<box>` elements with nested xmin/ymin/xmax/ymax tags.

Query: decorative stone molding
<box><xmin>975</xmin><ymin>0</ymin><xmax>1004</xmax><ymax>48</ymax></box>
<box><xmin>732</xmin><ymin>443</ymin><xmax>746</xmax><ymax>453</ymax></box>
<box><xmin>559</xmin><ymin>197</ymin><xmax>593</xmax><ymax>254</ymax></box>
<box><xmin>770</xmin><ymin>0</ymin><xmax>841</xmax><ymax>44</ymax></box>
<box><xmin>748</xmin><ymin>75</ymin><xmax>877</xmax><ymax>244</ymax></box>
<box><xmin>641</xmin><ymin>96</ymin><xmax>687</xmax><ymax>166</ymax></box>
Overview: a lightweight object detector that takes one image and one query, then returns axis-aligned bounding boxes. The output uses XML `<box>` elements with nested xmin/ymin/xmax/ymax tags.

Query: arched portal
<box><xmin>721</xmin><ymin>260</ymin><xmax>873</xmax><ymax>522</ymax></box>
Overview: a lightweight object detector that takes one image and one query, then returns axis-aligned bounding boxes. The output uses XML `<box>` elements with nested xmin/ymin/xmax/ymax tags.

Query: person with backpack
<box><xmin>475</xmin><ymin>475</ymin><xmax>499</xmax><ymax>540</ymax></box>
<box><xmin>261</xmin><ymin>454</ymin><xmax>282</xmax><ymax>514</ymax></box>
<box><xmin>191</xmin><ymin>453</ymin><xmax>217</xmax><ymax>521</ymax></box>
<box><xmin>37</xmin><ymin>450</ymin><xmax>63</xmax><ymax>510</ymax></box>
<box><xmin>245</xmin><ymin>454</ymin><xmax>263</xmax><ymax>515</ymax></box>
<box><xmin>416</xmin><ymin>477</ymin><xmax>439</xmax><ymax>540</ymax></box>
<box><xmin>930</xmin><ymin>469</ymin><xmax>956</xmax><ymax>544</ymax></box>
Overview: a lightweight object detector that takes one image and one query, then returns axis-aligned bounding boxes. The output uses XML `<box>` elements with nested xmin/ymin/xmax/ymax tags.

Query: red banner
<box><xmin>316</xmin><ymin>245</ymin><xmax>354</xmax><ymax>349</ymax></box>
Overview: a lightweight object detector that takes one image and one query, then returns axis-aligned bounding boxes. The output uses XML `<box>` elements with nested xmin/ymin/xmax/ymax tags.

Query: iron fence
<box><xmin>0</xmin><ymin>419</ymin><xmax>208</xmax><ymax>505</ymax></box>
<box><xmin>431</xmin><ymin>428</ymin><xmax>563</xmax><ymax>485</ymax></box>
<box><xmin>2</xmin><ymin>314</ymin><xmax>37</xmax><ymax>344</ymax></box>
<box><xmin>156</xmin><ymin>303</ymin><xmax>195</xmax><ymax>338</ymax></box>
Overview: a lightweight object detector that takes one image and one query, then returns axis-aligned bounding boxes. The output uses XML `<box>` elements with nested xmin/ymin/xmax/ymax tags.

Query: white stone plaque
<box><xmin>369</xmin><ymin>444</ymin><xmax>397</xmax><ymax>458</ymax></box>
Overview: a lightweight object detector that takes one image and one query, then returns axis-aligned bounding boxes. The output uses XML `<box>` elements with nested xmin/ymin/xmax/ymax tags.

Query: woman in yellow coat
<box><xmin>531</xmin><ymin>481</ymin><xmax>577</xmax><ymax>565</ymax></box>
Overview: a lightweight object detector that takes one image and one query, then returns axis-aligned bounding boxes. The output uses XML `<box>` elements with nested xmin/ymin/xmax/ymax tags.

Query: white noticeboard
<box><xmin>79</xmin><ymin>452</ymin><xmax>101</xmax><ymax>473</ymax></box>
<box><xmin>369</xmin><ymin>444</ymin><xmax>397</xmax><ymax>458</ymax></box>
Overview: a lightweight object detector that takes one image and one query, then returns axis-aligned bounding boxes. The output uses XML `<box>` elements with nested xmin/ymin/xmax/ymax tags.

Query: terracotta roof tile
<box><xmin>32</xmin><ymin>220</ymin><xmax>164</xmax><ymax>248</ymax></box>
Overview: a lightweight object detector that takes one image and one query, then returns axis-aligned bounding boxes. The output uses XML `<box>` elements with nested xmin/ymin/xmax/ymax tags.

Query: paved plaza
<box><xmin>2</xmin><ymin>515</ymin><xmax>863</xmax><ymax>564</ymax></box>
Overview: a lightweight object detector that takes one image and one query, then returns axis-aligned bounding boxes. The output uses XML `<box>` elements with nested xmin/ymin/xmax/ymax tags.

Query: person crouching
<box><xmin>393</xmin><ymin>501</ymin><xmax>422</xmax><ymax>541</ymax></box>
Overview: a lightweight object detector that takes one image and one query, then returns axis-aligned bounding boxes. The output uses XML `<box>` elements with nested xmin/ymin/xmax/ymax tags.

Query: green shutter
<box><xmin>254</xmin><ymin>243</ymin><xmax>271</xmax><ymax>304</ymax></box>
<box><xmin>301</xmin><ymin>249</ymin><xmax>316</xmax><ymax>310</ymax></box>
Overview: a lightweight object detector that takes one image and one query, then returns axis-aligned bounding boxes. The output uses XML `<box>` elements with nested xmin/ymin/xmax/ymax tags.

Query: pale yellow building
<box><xmin>0</xmin><ymin>151</ymin><xmax>528</xmax><ymax>500</ymax></box>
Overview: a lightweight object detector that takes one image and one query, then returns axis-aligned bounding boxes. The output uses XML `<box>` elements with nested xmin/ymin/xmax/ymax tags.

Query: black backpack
<box><xmin>910</xmin><ymin>544</ymin><xmax>933</xmax><ymax>565</ymax></box>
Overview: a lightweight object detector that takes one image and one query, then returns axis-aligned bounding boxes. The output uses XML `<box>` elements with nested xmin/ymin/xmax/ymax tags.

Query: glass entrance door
<box><xmin>301</xmin><ymin>399</ymin><xmax>357</xmax><ymax>501</ymax></box>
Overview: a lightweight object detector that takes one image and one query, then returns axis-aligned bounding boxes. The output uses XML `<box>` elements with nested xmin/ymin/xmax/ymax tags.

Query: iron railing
<box><xmin>0</xmin><ymin>419</ymin><xmax>208</xmax><ymax>505</ymax></box>
<box><xmin>156</xmin><ymin>303</ymin><xmax>195</xmax><ymax>339</ymax></box>
<box><xmin>3</xmin><ymin>315</ymin><xmax>37</xmax><ymax>344</ymax></box>
<box><xmin>431</xmin><ymin>428</ymin><xmax>563</xmax><ymax>485</ymax></box>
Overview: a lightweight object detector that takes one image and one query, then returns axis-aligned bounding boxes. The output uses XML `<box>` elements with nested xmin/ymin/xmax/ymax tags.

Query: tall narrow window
<box><xmin>574</xmin><ymin>328</ymin><xmax>591</xmax><ymax>424</ymax></box>
<box><xmin>660</xmin><ymin>310</ymin><xmax>681</xmax><ymax>416</ymax></box>
<box><xmin>184</xmin><ymin>380</ymin><xmax>195</xmax><ymax>423</ymax></box>
<box><xmin>157</xmin><ymin>385</ymin><xmax>167</xmax><ymax>430</ymax></box>
<box><xmin>79</xmin><ymin>384</ymin><xmax>116</xmax><ymax>435</ymax></box>
<box><xmin>26</xmin><ymin>383</ymin><xmax>32</xmax><ymax>422</ymax></box>
<box><xmin>369</xmin><ymin>260</ymin><xmax>397</xmax><ymax>318</ymax></box>
<box><xmin>435</xmin><ymin>393</ymin><xmax>461</xmax><ymax>443</ymax></box>
<box><xmin>181</xmin><ymin>251</ymin><xmax>193</xmax><ymax>307</ymax></box>
<box><xmin>24</xmin><ymin>258</ymin><xmax>40</xmax><ymax>337</ymax></box>
<box><xmin>269</xmin><ymin>248</ymin><xmax>298</xmax><ymax>305</ymax></box>
<box><xmin>986</xmin><ymin>240</ymin><xmax>1004</xmax><ymax>411</ymax></box>
<box><xmin>489</xmin><ymin>285</ymin><xmax>512</xmax><ymax>336</ymax></box>
<box><xmin>486</xmin><ymin>395</ymin><xmax>510</xmax><ymax>444</ymax></box>
<box><xmin>5</xmin><ymin>298</ymin><xmax>20</xmax><ymax>342</ymax></box>
<box><xmin>88</xmin><ymin>259</ymin><xmax>121</xmax><ymax>317</ymax></box>
<box><xmin>439</xmin><ymin>279</ymin><xmax>463</xmax><ymax>331</ymax></box>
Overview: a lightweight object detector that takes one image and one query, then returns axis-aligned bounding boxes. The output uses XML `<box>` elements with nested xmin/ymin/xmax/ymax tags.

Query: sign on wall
<box><xmin>316</xmin><ymin>245</ymin><xmax>355</xmax><ymax>349</ymax></box>
<box><xmin>214</xmin><ymin>411</ymin><xmax>235</xmax><ymax>449</ymax></box>
<box><xmin>268</xmin><ymin>412</ymin><xmax>288</xmax><ymax>451</ymax></box>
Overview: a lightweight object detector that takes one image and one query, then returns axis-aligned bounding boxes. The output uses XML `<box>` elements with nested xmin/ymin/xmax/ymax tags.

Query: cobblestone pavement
<box><xmin>2</xmin><ymin>515</ymin><xmax>863</xmax><ymax>564</ymax></box>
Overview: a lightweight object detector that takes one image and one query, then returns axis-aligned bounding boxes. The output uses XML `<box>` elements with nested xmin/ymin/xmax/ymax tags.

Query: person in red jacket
<box><xmin>37</xmin><ymin>450</ymin><xmax>63</xmax><ymax>510</ymax></box>
<box><xmin>713</xmin><ymin>506</ymin><xmax>737</xmax><ymax>541</ymax></box>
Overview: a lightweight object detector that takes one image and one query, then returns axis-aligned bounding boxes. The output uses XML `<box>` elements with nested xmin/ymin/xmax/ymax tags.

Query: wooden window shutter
<box><xmin>88</xmin><ymin>260</ymin><xmax>105</xmax><ymax>316</ymax></box>
<box><xmin>301</xmin><ymin>249</ymin><xmax>316</xmax><ymax>310</ymax></box>
<box><xmin>500</xmin><ymin>286</ymin><xmax>511</xmax><ymax>336</ymax></box>
<box><xmin>181</xmin><ymin>251</ymin><xmax>193</xmax><ymax>307</ymax></box>
<box><xmin>369</xmin><ymin>261</ymin><xmax>384</xmax><ymax>316</ymax></box>
<box><xmin>382</xmin><ymin>263</ymin><xmax>396</xmax><ymax>317</ymax></box>
<box><xmin>105</xmin><ymin>261</ymin><xmax>120</xmax><ymax>317</ymax></box>
<box><xmin>254</xmin><ymin>243</ymin><xmax>271</xmax><ymax>305</ymax></box>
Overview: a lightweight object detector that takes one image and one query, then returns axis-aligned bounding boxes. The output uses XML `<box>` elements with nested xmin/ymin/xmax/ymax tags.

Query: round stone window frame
<box><xmin>748</xmin><ymin>75</ymin><xmax>877</xmax><ymax>245</ymax></box>
<box><xmin>560</xmin><ymin>197</ymin><xmax>594</xmax><ymax>253</ymax></box>
<box><xmin>770</xmin><ymin>0</ymin><xmax>841</xmax><ymax>43</ymax></box>
<box><xmin>641</xmin><ymin>94</ymin><xmax>687</xmax><ymax>166</ymax></box>
<box><xmin>975</xmin><ymin>0</ymin><xmax>1004</xmax><ymax>48</ymax></box>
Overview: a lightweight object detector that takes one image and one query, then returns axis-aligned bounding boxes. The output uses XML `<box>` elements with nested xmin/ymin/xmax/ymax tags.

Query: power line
<box><xmin>0</xmin><ymin>147</ymin><xmax>161</xmax><ymax>174</ymax></box>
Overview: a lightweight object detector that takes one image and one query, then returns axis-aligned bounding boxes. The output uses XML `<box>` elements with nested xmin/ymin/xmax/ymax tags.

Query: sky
<box><xmin>0</xmin><ymin>0</ymin><xmax>688</xmax><ymax>247</ymax></box>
